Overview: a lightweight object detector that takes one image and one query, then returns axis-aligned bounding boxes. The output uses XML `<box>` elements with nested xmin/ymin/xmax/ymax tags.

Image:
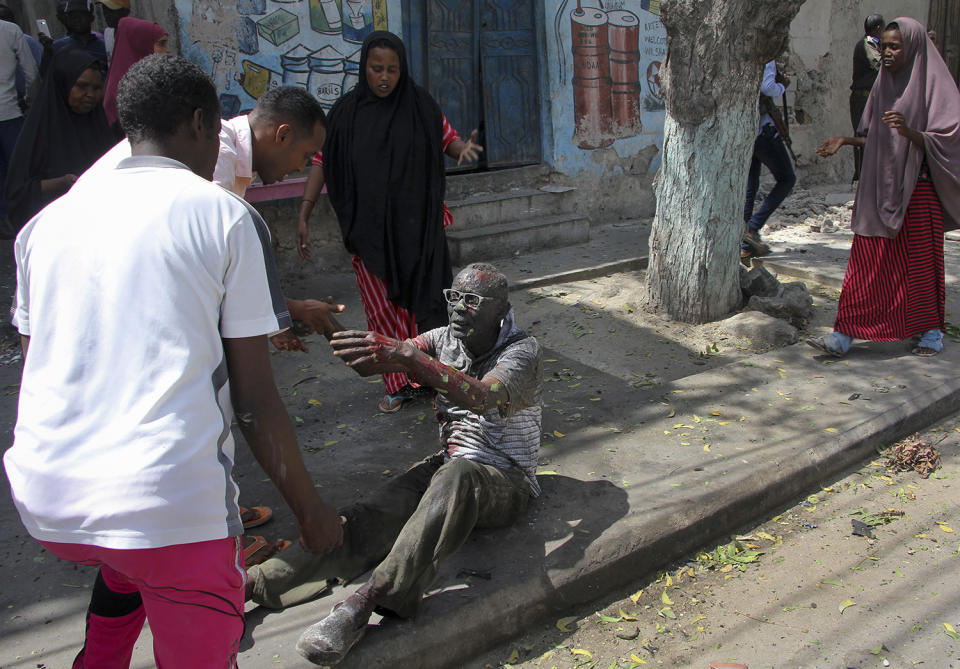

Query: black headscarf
<box><xmin>323</xmin><ymin>31</ymin><xmax>451</xmax><ymax>331</ymax></box>
<box><xmin>3</xmin><ymin>47</ymin><xmax>116</xmax><ymax>235</ymax></box>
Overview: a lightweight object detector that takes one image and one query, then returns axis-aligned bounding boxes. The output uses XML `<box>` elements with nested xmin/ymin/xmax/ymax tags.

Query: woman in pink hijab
<box><xmin>102</xmin><ymin>16</ymin><xmax>169</xmax><ymax>129</ymax></box>
<box><xmin>812</xmin><ymin>17</ymin><xmax>960</xmax><ymax>357</ymax></box>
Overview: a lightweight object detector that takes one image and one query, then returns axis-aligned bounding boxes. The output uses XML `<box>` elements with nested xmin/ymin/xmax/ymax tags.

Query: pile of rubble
<box><xmin>722</xmin><ymin>264</ymin><xmax>813</xmax><ymax>351</ymax></box>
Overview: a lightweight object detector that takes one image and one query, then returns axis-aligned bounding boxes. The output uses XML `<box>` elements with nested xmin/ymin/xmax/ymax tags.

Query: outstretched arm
<box><xmin>225</xmin><ymin>335</ymin><xmax>343</xmax><ymax>555</ymax></box>
<box><xmin>330</xmin><ymin>330</ymin><xmax>509</xmax><ymax>413</ymax></box>
<box><xmin>816</xmin><ymin>135</ymin><xmax>865</xmax><ymax>157</ymax></box>
<box><xmin>445</xmin><ymin>129</ymin><xmax>483</xmax><ymax>167</ymax></box>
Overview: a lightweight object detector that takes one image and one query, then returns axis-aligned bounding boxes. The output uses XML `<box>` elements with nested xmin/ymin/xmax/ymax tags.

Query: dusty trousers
<box><xmin>247</xmin><ymin>454</ymin><xmax>529</xmax><ymax>618</ymax></box>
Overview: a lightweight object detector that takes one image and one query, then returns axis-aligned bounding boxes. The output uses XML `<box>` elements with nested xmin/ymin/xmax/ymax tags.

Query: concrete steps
<box><xmin>444</xmin><ymin>165</ymin><xmax>589</xmax><ymax>264</ymax></box>
<box><xmin>446</xmin><ymin>213</ymin><xmax>590</xmax><ymax>265</ymax></box>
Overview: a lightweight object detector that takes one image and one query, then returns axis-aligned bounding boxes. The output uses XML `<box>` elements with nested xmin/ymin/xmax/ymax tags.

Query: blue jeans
<box><xmin>0</xmin><ymin>115</ymin><xmax>25</xmax><ymax>220</ymax></box>
<box><xmin>743</xmin><ymin>125</ymin><xmax>796</xmax><ymax>238</ymax></box>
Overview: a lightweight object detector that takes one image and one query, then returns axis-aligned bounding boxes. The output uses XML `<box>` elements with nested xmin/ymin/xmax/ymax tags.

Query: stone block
<box><xmin>748</xmin><ymin>281</ymin><xmax>813</xmax><ymax>326</ymax></box>
<box><xmin>723</xmin><ymin>311</ymin><xmax>798</xmax><ymax>351</ymax></box>
<box><xmin>739</xmin><ymin>263</ymin><xmax>780</xmax><ymax>299</ymax></box>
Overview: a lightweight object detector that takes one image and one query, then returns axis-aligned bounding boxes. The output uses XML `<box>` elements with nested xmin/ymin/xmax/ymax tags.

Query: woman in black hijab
<box><xmin>3</xmin><ymin>46</ymin><xmax>116</xmax><ymax>235</ymax></box>
<box><xmin>296</xmin><ymin>32</ymin><xmax>481</xmax><ymax>413</ymax></box>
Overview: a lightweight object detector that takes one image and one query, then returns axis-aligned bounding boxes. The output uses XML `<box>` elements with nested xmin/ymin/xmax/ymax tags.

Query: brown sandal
<box><xmin>240</xmin><ymin>505</ymin><xmax>273</xmax><ymax>529</ymax></box>
<box><xmin>243</xmin><ymin>535</ymin><xmax>291</xmax><ymax>567</ymax></box>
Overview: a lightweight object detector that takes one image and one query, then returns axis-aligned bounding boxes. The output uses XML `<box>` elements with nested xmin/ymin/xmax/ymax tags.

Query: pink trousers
<box><xmin>41</xmin><ymin>538</ymin><xmax>245</xmax><ymax>669</ymax></box>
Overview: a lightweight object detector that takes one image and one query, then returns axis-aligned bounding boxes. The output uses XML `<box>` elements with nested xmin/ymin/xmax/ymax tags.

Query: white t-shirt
<box><xmin>4</xmin><ymin>155</ymin><xmax>292</xmax><ymax>549</ymax></box>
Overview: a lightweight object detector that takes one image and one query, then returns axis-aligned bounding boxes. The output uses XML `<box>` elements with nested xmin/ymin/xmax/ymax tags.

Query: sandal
<box><xmin>243</xmin><ymin>535</ymin><xmax>291</xmax><ymax>567</ymax></box>
<box><xmin>806</xmin><ymin>333</ymin><xmax>850</xmax><ymax>357</ymax></box>
<box><xmin>240</xmin><ymin>505</ymin><xmax>272</xmax><ymax>530</ymax></box>
<box><xmin>912</xmin><ymin>329</ymin><xmax>943</xmax><ymax>356</ymax></box>
<box><xmin>378</xmin><ymin>392</ymin><xmax>410</xmax><ymax>413</ymax></box>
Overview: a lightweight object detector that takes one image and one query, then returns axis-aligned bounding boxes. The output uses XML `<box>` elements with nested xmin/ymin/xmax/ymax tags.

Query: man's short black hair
<box><xmin>250</xmin><ymin>86</ymin><xmax>327</xmax><ymax>137</ymax></box>
<box><xmin>865</xmin><ymin>13</ymin><xmax>885</xmax><ymax>35</ymax></box>
<box><xmin>117</xmin><ymin>54</ymin><xmax>220</xmax><ymax>144</ymax></box>
<box><xmin>0</xmin><ymin>5</ymin><xmax>16</xmax><ymax>23</ymax></box>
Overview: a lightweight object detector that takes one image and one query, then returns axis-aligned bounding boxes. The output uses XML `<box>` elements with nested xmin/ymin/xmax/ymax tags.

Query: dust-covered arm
<box><xmin>329</xmin><ymin>330</ymin><xmax>509</xmax><ymax>412</ymax></box>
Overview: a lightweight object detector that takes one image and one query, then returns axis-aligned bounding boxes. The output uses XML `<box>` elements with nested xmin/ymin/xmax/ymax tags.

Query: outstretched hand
<box><xmin>457</xmin><ymin>129</ymin><xmax>484</xmax><ymax>167</ymax></box>
<box><xmin>293</xmin><ymin>297</ymin><xmax>346</xmax><ymax>339</ymax></box>
<box><xmin>330</xmin><ymin>330</ymin><xmax>407</xmax><ymax>368</ymax></box>
<box><xmin>816</xmin><ymin>136</ymin><xmax>844</xmax><ymax>158</ymax></box>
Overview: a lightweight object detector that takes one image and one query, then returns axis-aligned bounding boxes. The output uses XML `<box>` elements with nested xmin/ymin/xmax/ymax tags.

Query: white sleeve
<box><xmin>220</xmin><ymin>213</ymin><xmax>291</xmax><ymax>339</ymax></box>
<box><xmin>760</xmin><ymin>61</ymin><xmax>785</xmax><ymax>98</ymax></box>
<box><xmin>14</xmin><ymin>232</ymin><xmax>30</xmax><ymax>336</ymax></box>
<box><xmin>213</xmin><ymin>144</ymin><xmax>240</xmax><ymax>196</ymax></box>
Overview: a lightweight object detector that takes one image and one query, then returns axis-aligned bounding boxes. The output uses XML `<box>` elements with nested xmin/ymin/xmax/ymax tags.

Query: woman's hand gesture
<box><xmin>457</xmin><ymin>129</ymin><xmax>484</xmax><ymax>166</ymax></box>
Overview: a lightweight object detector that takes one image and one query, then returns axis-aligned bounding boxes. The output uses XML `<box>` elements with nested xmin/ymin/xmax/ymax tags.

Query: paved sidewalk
<box><xmin>3</xmin><ymin>210</ymin><xmax>959</xmax><ymax>668</ymax></box>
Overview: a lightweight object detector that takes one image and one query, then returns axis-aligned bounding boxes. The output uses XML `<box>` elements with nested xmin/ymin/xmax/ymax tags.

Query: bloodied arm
<box><xmin>330</xmin><ymin>330</ymin><xmax>510</xmax><ymax>414</ymax></box>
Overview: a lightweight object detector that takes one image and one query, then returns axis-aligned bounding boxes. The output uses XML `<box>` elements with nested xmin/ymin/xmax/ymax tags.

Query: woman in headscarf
<box><xmin>102</xmin><ymin>16</ymin><xmax>168</xmax><ymax>130</ymax></box>
<box><xmin>296</xmin><ymin>31</ymin><xmax>482</xmax><ymax>412</ymax></box>
<box><xmin>812</xmin><ymin>17</ymin><xmax>960</xmax><ymax>357</ymax></box>
<box><xmin>3</xmin><ymin>46</ymin><xmax>116</xmax><ymax>234</ymax></box>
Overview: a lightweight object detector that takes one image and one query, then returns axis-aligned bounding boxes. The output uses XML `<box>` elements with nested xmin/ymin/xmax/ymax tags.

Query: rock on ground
<box><xmin>722</xmin><ymin>311</ymin><xmax>798</xmax><ymax>351</ymax></box>
<box><xmin>747</xmin><ymin>281</ymin><xmax>813</xmax><ymax>325</ymax></box>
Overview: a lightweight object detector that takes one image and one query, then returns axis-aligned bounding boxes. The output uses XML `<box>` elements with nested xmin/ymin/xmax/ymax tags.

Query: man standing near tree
<box><xmin>741</xmin><ymin>60</ymin><xmax>797</xmax><ymax>260</ymax></box>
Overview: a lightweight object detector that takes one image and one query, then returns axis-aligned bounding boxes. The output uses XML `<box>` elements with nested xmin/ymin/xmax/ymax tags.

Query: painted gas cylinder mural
<box><xmin>176</xmin><ymin>0</ymin><xmax>396</xmax><ymax>118</ymax></box>
<box><xmin>550</xmin><ymin>0</ymin><xmax>665</xmax><ymax>161</ymax></box>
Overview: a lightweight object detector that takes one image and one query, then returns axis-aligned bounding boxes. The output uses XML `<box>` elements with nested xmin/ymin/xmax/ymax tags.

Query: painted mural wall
<box><xmin>174</xmin><ymin>0</ymin><xmax>402</xmax><ymax>118</ymax></box>
<box><xmin>546</xmin><ymin>0</ymin><xmax>666</xmax><ymax>175</ymax></box>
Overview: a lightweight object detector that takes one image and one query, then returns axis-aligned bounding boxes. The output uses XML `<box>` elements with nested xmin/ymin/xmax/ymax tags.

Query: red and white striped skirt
<box><xmin>835</xmin><ymin>179</ymin><xmax>945</xmax><ymax>341</ymax></box>
<box><xmin>352</xmin><ymin>256</ymin><xmax>417</xmax><ymax>395</ymax></box>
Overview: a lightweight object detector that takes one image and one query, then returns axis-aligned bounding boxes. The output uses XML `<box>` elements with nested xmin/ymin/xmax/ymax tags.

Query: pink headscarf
<box><xmin>103</xmin><ymin>17</ymin><xmax>167</xmax><ymax>125</ymax></box>
<box><xmin>853</xmin><ymin>17</ymin><xmax>960</xmax><ymax>237</ymax></box>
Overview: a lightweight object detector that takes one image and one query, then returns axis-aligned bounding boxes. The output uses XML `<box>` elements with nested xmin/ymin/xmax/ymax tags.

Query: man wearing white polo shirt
<box><xmin>4</xmin><ymin>55</ymin><xmax>342</xmax><ymax>668</ymax></box>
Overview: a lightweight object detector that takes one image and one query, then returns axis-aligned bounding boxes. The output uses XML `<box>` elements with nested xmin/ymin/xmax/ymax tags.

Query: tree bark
<box><xmin>645</xmin><ymin>0</ymin><xmax>806</xmax><ymax>323</ymax></box>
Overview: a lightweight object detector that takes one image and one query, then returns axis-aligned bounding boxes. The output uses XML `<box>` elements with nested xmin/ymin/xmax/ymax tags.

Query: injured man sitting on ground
<box><xmin>246</xmin><ymin>262</ymin><xmax>543</xmax><ymax>666</ymax></box>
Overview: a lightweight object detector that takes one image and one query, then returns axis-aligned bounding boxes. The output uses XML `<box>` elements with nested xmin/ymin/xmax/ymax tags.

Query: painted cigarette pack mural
<box><xmin>176</xmin><ymin>0</ymin><xmax>400</xmax><ymax>118</ymax></box>
<box><xmin>548</xmin><ymin>0</ymin><xmax>666</xmax><ymax>173</ymax></box>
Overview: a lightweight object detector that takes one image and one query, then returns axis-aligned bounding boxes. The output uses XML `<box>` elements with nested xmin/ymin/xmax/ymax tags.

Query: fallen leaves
<box><xmin>556</xmin><ymin>616</ymin><xmax>577</xmax><ymax>633</ymax></box>
<box><xmin>886</xmin><ymin>434</ymin><xmax>942</xmax><ymax>478</ymax></box>
<box><xmin>945</xmin><ymin>622</ymin><xmax>960</xmax><ymax>640</ymax></box>
<box><xmin>839</xmin><ymin>599</ymin><xmax>856</xmax><ymax>613</ymax></box>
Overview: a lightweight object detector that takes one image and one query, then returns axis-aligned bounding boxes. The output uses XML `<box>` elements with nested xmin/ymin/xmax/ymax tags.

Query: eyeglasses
<box><xmin>442</xmin><ymin>289</ymin><xmax>495</xmax><ymax>308</ymax></box>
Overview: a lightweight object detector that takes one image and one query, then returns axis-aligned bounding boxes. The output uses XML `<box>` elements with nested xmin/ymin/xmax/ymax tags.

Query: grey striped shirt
<box><xmin>412</xmin><ymin>310</ymin><xmax>543</xmax><ymax>496</ymax></box>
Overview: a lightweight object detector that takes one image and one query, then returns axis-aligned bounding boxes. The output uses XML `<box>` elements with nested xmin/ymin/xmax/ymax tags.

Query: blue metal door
<box><xmin>479</xmin><ymin>0</ymin><xmax>541</xmax><ymax>167</ymax></box>
<box><xmin>410</xmin><ymin>0</ymin><xmax>541</xmax><ymax>169</ymax></box>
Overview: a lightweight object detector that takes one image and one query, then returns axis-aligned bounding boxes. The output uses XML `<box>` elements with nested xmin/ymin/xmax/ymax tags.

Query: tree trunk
<box><xmin>645</xmin><ymin>0</ymin><xmax>806</xmax><ymax>323</ymax></box>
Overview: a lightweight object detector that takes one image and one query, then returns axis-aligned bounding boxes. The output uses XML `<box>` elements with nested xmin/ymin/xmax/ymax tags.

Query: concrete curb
<box><xmin>328</xmin><ymin>346</ymin><xmax>960</xmax><ymax>669</ymax></box>
<box><xmin>509</xmin><ymin>256</ymin><xmax>649</xmax><ymax>292</ymax></box>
